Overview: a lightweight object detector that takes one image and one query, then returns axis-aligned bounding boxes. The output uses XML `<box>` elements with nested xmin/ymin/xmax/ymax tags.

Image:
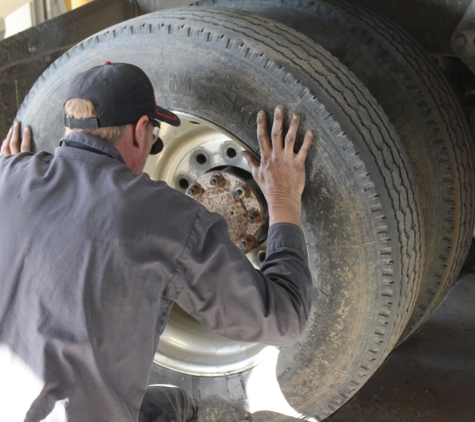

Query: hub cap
<box><xmin>186</xmin><ymin>170</ymin><xmax>267</xmax><ymax>253</ymax></box>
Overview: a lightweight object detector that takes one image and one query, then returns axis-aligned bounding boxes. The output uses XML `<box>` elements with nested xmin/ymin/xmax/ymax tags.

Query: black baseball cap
<box><xmin>64</xmin><ymin>61</ymin><xmax>180</xmax><ymax>153</ymax></box>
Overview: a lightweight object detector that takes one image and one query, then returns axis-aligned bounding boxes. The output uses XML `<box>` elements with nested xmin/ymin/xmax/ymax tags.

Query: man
<box><xmin>0</xmin><ymin>62</ymin><xmax>313</xmax><ymax>421</ymax></box>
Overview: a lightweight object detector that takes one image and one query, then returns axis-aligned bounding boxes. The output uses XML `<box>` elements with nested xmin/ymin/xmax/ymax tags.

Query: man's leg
<box><xmin>138</xmin><ymin>384</ymin><xmax>198</xmax><ymax>422</ymax></box>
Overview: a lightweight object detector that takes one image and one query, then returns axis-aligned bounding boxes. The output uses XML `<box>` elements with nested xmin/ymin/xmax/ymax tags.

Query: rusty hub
<box><xmin>186</xmin><ymin>170</ymin><xmax>266</xmax><ymax>252</ymax></box>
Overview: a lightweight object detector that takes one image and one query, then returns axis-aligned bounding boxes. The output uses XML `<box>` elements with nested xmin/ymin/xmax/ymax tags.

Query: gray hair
<box><xmin>64</xmin><ymin>98</ymin><xmax>127</xmax><ymax>145</ymax></box>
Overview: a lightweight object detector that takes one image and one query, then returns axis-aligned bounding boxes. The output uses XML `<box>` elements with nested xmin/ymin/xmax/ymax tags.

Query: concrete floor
<box><xmin>327</xmin><ymin>272</ymin><xmax>475</xmax><ymax>422</ymax></box>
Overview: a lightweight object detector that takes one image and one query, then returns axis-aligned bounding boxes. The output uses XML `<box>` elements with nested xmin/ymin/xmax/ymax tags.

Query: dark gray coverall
<box><xmin>0</xmin><ymin>132</ymin><xmax>313</xmax><ymax>421</ymax></box>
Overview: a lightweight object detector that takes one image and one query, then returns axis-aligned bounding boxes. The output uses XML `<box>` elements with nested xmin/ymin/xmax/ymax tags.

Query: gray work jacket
<box><xmin>0</xmin><ymin>132</ymin><xmax>313</xmax><ymax>421</ymax></box>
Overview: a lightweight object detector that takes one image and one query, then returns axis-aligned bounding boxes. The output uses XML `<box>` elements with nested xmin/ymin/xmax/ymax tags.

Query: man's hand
<box><xmin>243</xmin><ymin>106</ymin><xmax>313</xmax><ymax>228</ymax></box>
<box><xmin>1</xmin><ymin>121</ymin><xmax>32</xmax><ymax>156</ymax></box>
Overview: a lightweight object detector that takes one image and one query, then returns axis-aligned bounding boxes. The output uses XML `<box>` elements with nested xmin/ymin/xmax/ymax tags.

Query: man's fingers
<box><xmin>296</xmin><ymin>130</ymin><xmax>314</xmax><ymax>162</ymax></box>
<box><xmin>242</xmin><ymin>151</ymin><xmax>260</xmax><ymax>173</ymax></box>
<box><xmin>1</xmin><ymin>126</ymin><xmax>13</xmax><ymax>156</ymax></box>
<box><xmin>255</xmin><ymin>106</ymin><xmax>313</xmax><ymax>164</ymax></box>
<box><xmin>1</xmin><ymin>122</ymin><xmax>33</xmax><ymax>156</ymax></box>
<box><xmin>10</xmin><ymin>121</ymin><xmax>21</xmax><ymax>155</ymax></box>
<box><xmin>256</xmin><ymin>110</ymin><xmax>272</xmax><ymax>157</ymax></box>
<box><xmin>284</xmin><ymin>113</ymin><xmax>300</xmax><ymax>154</ymax></box>
<box><xmin>271</xmin><ymin>106</ymin><xmax>284</xmax><ymax>151</ymax></box>
<box><xmin>20</xmin><ymin>126</ymin><xmax>32</xmax><ymax>153</ymax></box>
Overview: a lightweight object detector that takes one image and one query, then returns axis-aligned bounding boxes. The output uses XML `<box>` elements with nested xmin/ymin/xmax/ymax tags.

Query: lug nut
<box><xmin>209</xmin><ymin>173</ymin><xmax>225</xmax><ymax>187</ymax></box>
<box><xmin>247</xmin><ymin>210</ymin><xmax>261</xmax><ymax>224</ymax></box>
<box><xmin>455</xmin><ymin>34</ymin><xmax>467</xmax><ymax>47</ymax></box>
<box><xmin>234</xmin><ymin>185</ymin><xmax>248</xmax><ymax>199</ymax></box>
<box><xmin>239</xmin><ymin>235</ymin><xmax>255</xmax><ymax>250</ymax></box>
<box><xmin>186</xmin><ymin>183</ymin><xmax>203</xmax><ymax>197</ymax></box>
<box><xmin>258</xmin><ymin>250</ymin><xmax>266</xmax><ymax>262</ymax></box>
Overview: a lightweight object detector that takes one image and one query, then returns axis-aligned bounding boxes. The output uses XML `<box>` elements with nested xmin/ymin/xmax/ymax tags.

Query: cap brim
<box><xmin>153</xmin><ymin>105</ymin><xmax>181</xmax><ymax>127</ymax></box>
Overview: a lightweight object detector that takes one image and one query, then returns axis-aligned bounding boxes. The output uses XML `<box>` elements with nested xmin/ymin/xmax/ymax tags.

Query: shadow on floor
<box><xmin>326</xmin><ymin>272</ymin><xmax>475</xmax><ymax>422</ymax></box>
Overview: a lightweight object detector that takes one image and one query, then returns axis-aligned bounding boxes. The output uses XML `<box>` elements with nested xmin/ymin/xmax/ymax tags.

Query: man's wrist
<box><xmin>268</xmin><ymin>202</ymin><xmax>302</xmax><ymax>228</ymax></box>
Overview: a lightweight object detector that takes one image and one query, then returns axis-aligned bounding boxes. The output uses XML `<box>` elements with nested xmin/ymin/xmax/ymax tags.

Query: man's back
<box><xmin>0</xmin><ymin>131</ymin><xmax>313</xmax><ymax>421</ymax></box>
<box><xmin>0</xmin><ymin>133</ymin><xmax>200</xmax><ymax>420</ymax></box>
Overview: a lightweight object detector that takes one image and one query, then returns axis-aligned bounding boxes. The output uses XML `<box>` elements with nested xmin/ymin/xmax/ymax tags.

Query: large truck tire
<box><xmin>193</xmin><ymin>0</ymin><xmax>475</xmax><ymax>343</ymax></box>
<box><xmin>16</xmin><ymin>8</ymin><xmax>423</xmax><ymax>420</ymax></box>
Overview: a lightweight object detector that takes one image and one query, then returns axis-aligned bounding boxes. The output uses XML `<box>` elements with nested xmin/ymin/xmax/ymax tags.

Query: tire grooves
<box><xmin>314</xmin><ymin>0</ymin><xmax>475</xmax><ymax>339</ymax></box>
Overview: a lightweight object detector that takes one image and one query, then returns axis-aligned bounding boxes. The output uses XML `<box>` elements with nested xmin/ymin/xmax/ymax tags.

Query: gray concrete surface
<box><xmin>327</xmin><ymin>272</ymin><xmax>475</xmax><ymax>422</ymax></box>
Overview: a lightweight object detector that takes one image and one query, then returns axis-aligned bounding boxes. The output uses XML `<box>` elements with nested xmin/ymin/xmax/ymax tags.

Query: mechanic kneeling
<box><xmin>0</xmin><ymin>62</ymin><xmax>314</xmax><ymax>422</ymax></box>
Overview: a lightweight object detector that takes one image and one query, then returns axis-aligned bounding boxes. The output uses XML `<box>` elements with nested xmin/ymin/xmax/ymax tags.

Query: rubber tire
<box><xmin>16</xmin><ymin>8</ymin><xmax>423</xmax><ymax>420</ymax></box>
<box><xmin>192</xmin><ymin>0</ymin><xmax>475</xmax><ymax>343</ymax></box>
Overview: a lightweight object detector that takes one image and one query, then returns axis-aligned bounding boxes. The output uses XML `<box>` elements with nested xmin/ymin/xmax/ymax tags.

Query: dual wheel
<box><xmin>18</xmin><ymin>1</ymin><xmax>475</xmax><ymax>420</ymax></box>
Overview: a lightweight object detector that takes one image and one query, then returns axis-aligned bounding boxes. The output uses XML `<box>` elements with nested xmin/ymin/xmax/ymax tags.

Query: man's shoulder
<box><xmin>0</xmin><ymin>150</ymin><xmax>52</xmax><ymax>169</ymax></box>
<box><xmin>133</xmin><ymin>174</ymin><xmax>203</xmax><ymax>211</ymax></box>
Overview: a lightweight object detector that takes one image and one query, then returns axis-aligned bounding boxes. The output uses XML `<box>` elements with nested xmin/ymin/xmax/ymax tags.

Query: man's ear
<box><xmin>133</xmin><ymin>115</ymin><xmax>149</xmax><ymax>149</ymax></box>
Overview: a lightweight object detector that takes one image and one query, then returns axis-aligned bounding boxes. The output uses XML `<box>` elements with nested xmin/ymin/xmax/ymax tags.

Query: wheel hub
<box><xmin>186</xmin><ymin>170</ymin><xmax>267</xmax><ymax>253</ymax></box>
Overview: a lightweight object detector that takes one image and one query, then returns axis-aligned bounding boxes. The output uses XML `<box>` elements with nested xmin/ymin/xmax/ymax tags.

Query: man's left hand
<box><xmin>1</xmin><ymin>121</ymin><xmax>32</xmax><ymax>156</ymax></box>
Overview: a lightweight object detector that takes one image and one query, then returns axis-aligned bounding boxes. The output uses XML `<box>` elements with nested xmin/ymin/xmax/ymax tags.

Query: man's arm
<box><xmin>165</xmin><ymin>106</ymin><xmax>315</xmax><ymax>346</ymax></box>
<box><xmin>242</xmin><ymin>105</ymin><xmax>313</xmax><ymax>228</ymax></box>
<box><xmin>1</xmin><ymin>121</ymin><xmax>31</xmax><ymax>156</ymax></box>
